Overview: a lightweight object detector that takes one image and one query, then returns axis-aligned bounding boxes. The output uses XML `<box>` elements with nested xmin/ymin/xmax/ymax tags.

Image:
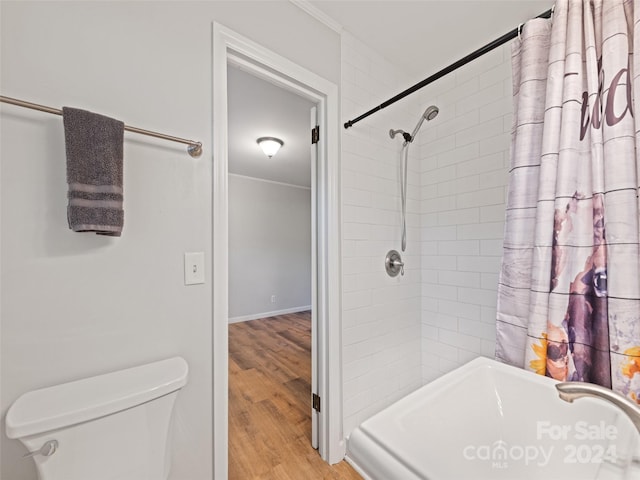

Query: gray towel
<box><xmin>63</xmin><ymin>107</ymin><xmax>125</xmax><ymax>236</ymax></box>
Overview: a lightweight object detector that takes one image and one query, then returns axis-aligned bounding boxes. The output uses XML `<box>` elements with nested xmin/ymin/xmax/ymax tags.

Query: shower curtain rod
<box><xmin>0</xmin><ymin>95</ymin><xmax>203</xmax><ymax>158</ymax></box>
<box><xmin>343</xmin><ymin>7</ymin><xmax>554</xmax><ymax>129</ymax></box>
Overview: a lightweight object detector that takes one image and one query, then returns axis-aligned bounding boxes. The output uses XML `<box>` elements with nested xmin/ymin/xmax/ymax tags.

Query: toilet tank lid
<box><xmin>5</xmin><ymin>356</ymin><xmax>188</xmax><ymax>439</ymax></box>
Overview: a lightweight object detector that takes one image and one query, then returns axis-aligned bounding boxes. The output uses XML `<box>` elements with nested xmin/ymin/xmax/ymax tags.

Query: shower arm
<box><xmin>389</xmin><ymin>129</ymin><xmax>413</xmax><ymax>143</ymax></box>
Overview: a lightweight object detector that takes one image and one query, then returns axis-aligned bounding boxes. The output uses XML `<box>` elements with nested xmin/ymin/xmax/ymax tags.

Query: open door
<box><xmin>310</xmin><ymin>105</ymin><xmax>319</xmax><ymax>450</ymax></box>
<box><xmin>214</xmin><ymin>26</ymin><xmax>343</xmax><ymax>474</ymax></box>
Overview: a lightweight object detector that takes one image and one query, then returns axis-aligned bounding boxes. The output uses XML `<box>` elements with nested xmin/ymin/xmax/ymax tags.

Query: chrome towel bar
<box><xmin>0</xmin><ymin>95</ymin><xmax>202</xmax><ymax>158</ymax></box>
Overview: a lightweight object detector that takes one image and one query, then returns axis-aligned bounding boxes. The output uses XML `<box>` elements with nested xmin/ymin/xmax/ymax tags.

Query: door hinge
<box><xmin>312</xmin><ymin>393</ymin><xmax>321</xmax><ymax>412</ymax></box>
<box><xmin>311</xmin><ymin>125</ymin><xmax>320</xmax><ymax>144</ymax></box>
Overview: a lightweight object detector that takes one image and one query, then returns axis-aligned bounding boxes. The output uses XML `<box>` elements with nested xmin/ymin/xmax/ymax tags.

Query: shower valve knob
<box><xmin>385</xmin><ymin>250</ymin><xmax>405</xmax><ymax>277</ymax></box>
<box><xmin>394</xmin><ymin>259</ymin><xmax>405</xmax><ymax>276</ymax></box>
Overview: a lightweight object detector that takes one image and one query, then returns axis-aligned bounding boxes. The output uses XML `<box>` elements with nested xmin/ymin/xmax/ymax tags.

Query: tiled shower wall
<box><xmin>341</xmin><ymin>32</ymin><xmax>423</xmax><ymax>436</ymax></box>
<box><xmin>418</xmin><ymin>45</ymin><xmax>513</xmax><ymax>383</ymax></box>
<box><xmin>341</xmin><ymin>32</ymin><xmax>515</xmax><ymax>433</ymax></box>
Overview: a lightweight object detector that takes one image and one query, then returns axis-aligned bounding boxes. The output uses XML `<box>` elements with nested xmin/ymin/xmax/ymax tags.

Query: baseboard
<box><xmin>229</xmin><ymin>306</ymin><xmax>312</xmax><ymax>323</ymax></box>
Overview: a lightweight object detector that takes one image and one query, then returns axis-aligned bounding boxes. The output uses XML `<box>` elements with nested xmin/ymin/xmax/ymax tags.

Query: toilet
<box><xmin>5</xmin><ymin>356</ymin><xmax>188</xmax><ymax>480</ymax></box>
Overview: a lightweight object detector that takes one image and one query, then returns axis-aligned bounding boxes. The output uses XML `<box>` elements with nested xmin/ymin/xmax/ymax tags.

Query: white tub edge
<box><xmin>344</xmin><ymin>454</ymin><xmax>373</xmax><ymax>480</ymax></box>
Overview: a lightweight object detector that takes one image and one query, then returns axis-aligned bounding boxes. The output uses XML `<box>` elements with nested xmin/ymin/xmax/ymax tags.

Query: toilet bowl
<box><xmin>5</xmin><ymin>356</ymin><xmax>188</xmax><ymax>480</ymax></box>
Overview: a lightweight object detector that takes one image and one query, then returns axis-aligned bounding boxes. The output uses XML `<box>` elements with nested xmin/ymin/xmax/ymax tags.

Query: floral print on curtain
<box><xmin>496</xmin><ymin>0</ymin><xmax>640</xmax><ymax>403</ymax></box>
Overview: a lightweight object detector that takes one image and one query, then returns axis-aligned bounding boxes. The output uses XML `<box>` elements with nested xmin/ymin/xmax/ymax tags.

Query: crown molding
<box><xmin>289</xmin><ymin>0</ymin><xmax>343</xmax><ymax>34</ymax></box>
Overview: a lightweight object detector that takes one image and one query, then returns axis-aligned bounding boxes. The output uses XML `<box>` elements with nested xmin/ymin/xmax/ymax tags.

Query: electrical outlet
<box><xmin>271</xmin><ymin>295</ymin><xmax>276</xmax><ymax>303</ymax></box>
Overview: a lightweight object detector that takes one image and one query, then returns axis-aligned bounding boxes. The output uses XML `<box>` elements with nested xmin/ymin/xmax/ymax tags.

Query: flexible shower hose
<box><xmin>400</xmin><ymin>141</ymin><xmax>409</xmax><ymax>252</ymax></box>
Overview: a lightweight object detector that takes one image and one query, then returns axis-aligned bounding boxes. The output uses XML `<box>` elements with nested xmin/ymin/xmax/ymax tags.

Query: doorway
<box><xmin>226</xmin><ymin>64</ymin><xmax>315</xmax><ymax>331</ymax></box>
<box><xmin>212</xmin><ymin>23</ymin><xmax>343</xmax><ymax>479</ymax></box>
<box><xmin>227</xmin><ymin>63</ymin><xmax>317</xmax><ymax>475</ymax></box>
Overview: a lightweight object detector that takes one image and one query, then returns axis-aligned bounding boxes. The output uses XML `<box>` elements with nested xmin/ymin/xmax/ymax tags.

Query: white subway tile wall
<box><xmin>419</xmin><ymin>45</ymin><xmax>512</xmax><ymax>383</ymax></box>
<box><xmin>341</xmin><ymin>35</ymin><xmax>512</xmax><ymax>434</ymax></box>
<box><xmin>341</xmin><ymin>32</ymin><xmax>423</xmax><ymax>436</ymax></box>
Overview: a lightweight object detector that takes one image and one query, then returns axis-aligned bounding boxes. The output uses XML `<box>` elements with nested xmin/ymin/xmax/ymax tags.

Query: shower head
<box><xmin>409</xmin><ymin>105</ymin><xmax>439</xmax><ymax>142</ymax></box>
<box><xmin>424</xmin><ymin>105</ymin><xmax>439</xmax><ymax>121</ymax></box>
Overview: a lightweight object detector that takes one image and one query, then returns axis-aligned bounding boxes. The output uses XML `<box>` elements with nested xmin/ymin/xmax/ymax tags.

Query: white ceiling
<box><xmin>228</xmin><ymin>65</ymin><xmax>315</xmax><ymax>188</ymax></box>
<box><xmin>227</xmin><ymin>1</ymin><xmax>555</xmax><ymax>188</ymax></box>
<box><xmin>308</xmin><ymin>0</ymin><xmax>554</xmax><ymax>77</ymax></box>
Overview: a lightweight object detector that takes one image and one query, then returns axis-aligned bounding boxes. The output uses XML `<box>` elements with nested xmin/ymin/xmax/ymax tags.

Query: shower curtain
<box><xmin>496</xmin><ymin>0</ymin><xmax>640</xmax><ymax>402</ymax></box>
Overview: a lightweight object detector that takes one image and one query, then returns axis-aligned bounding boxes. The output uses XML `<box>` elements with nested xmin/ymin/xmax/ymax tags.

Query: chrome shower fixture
<box><xmin>389</xmin><ymin>129</ymin><xmax>412</xmax><ymax>142</ymax></box>
<box><xmin>389</xmin><ymin>105</ymin><xmax>439</xmax><ymax>144</ymax></box>
<box><xmin>409</xmin><ymin>105</ymin><xmax>439</xmax><ymax>141</ymax></box>
<box><xmin>391</xmin><ymin>105</ymin><xmax>439</xmax><ymax>252</ymax></box>
<box><xmin>424</xmin><ymin>105</ymin><xmax>440</xmax><ymax>121</ymax></box>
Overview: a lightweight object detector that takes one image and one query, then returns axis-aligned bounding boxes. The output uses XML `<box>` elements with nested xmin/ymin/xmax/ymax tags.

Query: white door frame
<box><xmin>212</xmin><ymin>22</ymin><xmax>343</xmax><ymax>479</ymax></box>
<box><xmin>310</xmin><ymin>104</ymin><xmax>319</xmax><ymax>449</ymax></box>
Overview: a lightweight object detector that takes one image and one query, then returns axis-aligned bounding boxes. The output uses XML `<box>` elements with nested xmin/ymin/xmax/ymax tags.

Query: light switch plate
<box><xmin>184</xmin><ymin>252</ymin><xmax>205</xmax><ymax>285</ymax></box>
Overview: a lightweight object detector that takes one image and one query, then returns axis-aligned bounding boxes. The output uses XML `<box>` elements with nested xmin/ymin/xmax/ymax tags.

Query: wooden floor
<box><xmin>229</xmin><ymin>312</ymin><xmax>361</xmax><ymax>480</ymax></box>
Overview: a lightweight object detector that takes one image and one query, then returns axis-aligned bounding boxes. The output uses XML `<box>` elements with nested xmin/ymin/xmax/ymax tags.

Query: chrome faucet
<box><xmin>556</xmin><ymin>382</ymin><xmax>640</xmax><ymax>435</ymax></box>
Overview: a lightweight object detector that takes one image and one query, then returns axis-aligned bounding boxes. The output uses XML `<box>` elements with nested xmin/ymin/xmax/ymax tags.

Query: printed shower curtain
<box><xmin>496</xmin><ymin>0</ymin><xmax>640</xmax><ymax>402</ymax></box>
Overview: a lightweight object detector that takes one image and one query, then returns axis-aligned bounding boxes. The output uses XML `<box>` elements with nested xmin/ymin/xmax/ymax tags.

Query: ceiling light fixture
<box><xmin>257</xmin><ymin>137</ymin><xmax>284</xmax><ymax>158</ymax></box>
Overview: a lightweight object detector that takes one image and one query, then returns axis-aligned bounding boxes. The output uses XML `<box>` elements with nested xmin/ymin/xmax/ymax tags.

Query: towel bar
<box><xmin>0</xmin><ymin>95</ymin><xmax>202</xmax><ymax>158</ymax></box>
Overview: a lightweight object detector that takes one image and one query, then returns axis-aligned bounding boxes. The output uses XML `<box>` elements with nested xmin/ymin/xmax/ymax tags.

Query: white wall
<box><xmin>419</xmin><ymin>45</ymin><xmax>513</xmax><ymax>383</ymax></box>
<box><xmin>228</xmin><ymin>175</ymin><xmax>311</xmax><ymax>321</ymax></box>
<box><xmin>341</xmin><ymin>32</ymin><xmax>423</xmax><ymax>437</ymax></box>
<box><xmin>0</xmin><ymin>2</ymin><xmax>339</xmax><ymax>479</ymax></box>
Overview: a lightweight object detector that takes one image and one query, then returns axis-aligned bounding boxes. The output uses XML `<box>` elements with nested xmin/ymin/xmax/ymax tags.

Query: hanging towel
<box><xmin>62</xmin><ymin>107</ymin><xmax>125</xmax><ymax>236</ymax></box>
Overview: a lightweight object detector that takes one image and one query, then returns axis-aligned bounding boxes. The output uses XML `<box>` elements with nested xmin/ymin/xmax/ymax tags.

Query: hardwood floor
<box><xmin>229</xmin><ymin>312</ymin><xmax>362</xmax><ymax>480</ymax></box>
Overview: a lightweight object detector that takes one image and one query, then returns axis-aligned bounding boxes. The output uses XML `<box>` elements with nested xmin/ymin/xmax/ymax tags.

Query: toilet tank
<box><xmin>5</xmin><ymin>357</ymin><xmax>188</xmax><ymax>480</ymax></box>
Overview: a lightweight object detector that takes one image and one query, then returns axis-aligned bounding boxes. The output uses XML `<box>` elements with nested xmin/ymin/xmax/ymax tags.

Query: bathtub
<box><xmin>346</xmin><ymin>357</ymin><xmax>640</xmax><ymax>480</ymax></box>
